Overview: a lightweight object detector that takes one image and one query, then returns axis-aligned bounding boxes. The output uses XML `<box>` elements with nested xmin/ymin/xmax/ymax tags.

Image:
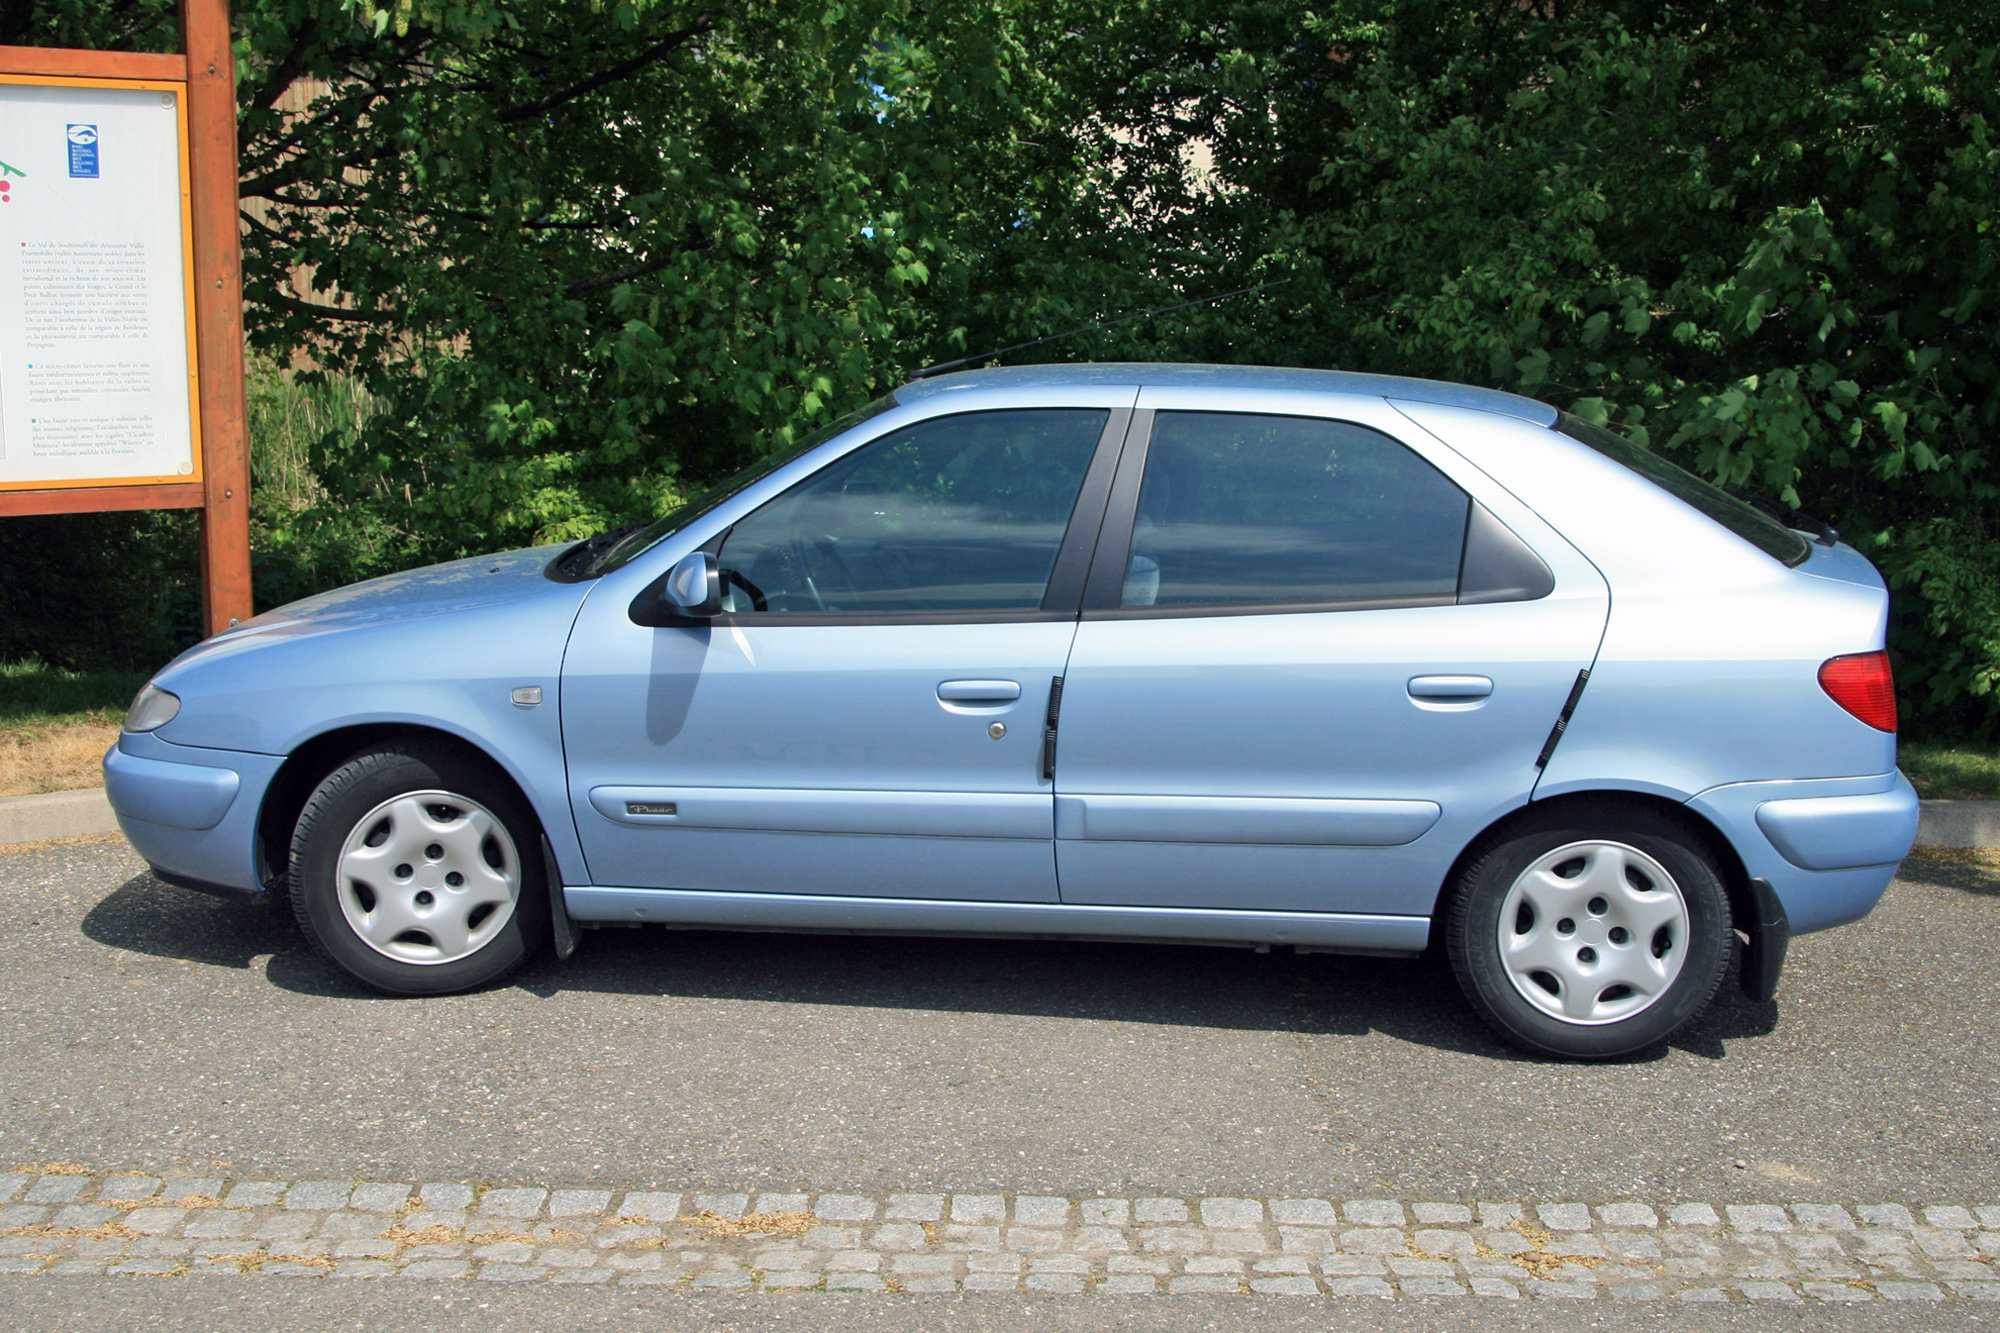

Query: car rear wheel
<box><xmin>1444</xmin><ymin>802</ymin><xmax>1732</xmax><ymax>1059</ymax></box>
<box><xmin>289</xmin><ymin>741</ymin><xmax>548</xmax><ymax>995</ymax></box>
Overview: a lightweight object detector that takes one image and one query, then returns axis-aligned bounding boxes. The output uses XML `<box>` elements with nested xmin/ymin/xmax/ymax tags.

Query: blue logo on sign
<box><xmin>67</xmin><ymin>124</ymin><xmax>99</xmax><ymax>178</ymax></box>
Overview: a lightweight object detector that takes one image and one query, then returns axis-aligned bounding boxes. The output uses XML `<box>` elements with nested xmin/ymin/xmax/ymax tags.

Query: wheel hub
<box><xmin>1496</xmin><ymin>839</ymin><xmax>1689</xmax><ymax>1026</ymax></box>
<box><xmin>334</xmin><ymin>790</ymin><xmax>521</xmax><ymax>966</ymax></box>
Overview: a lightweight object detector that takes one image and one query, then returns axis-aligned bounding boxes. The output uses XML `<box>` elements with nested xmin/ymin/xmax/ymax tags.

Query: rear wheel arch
<box><xmin>1437</xmin><ymin>790</ymin><xmax>1757</xmax><ymax>939</ymax></box>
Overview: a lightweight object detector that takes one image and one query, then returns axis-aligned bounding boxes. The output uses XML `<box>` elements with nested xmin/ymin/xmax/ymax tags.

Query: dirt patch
<box><xmin>684</xmin><ymin>1210</ymin><xmax>813</xmax><ymax>1239</ymax></box>
<box><xmin>0</xmin><ymin>722</ymin><xmax>118</xmax><ymax>798</ymax></box>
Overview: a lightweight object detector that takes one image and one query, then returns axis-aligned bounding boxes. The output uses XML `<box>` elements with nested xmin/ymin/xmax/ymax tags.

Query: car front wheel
<box><xmin>289</xmin><ymin>742</ymin><xmax>548</xmax><ymax>995</ymax></box>
<box><xmin>1444</xmin><ymin>802</ymin><xmax>1733</xmax><ymax>1059</ymax></box>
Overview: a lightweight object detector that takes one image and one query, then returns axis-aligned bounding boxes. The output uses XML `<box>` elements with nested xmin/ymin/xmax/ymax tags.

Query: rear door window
<box><xmin>1121</xmin><ymin>412</ymin><xmax>1470</xmax><ymax>608</ymax></box>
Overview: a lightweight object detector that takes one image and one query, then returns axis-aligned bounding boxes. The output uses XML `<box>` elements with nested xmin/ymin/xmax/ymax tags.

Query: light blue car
<box><xmin>105</xmin><ymin>364</ymin><xmax>1919</xmax><ymax>1058</ymax></box>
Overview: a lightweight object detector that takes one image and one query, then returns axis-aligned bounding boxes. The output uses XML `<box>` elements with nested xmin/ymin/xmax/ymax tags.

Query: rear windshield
<box><xmin>1555</xmin><ymin>413</ymin><xmax>1811</xmax><ymax>567</ymax></box>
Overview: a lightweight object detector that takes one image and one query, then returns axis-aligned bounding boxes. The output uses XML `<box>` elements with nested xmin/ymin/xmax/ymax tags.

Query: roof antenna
<box><xmin>908</xmin><ymin>278</ymin><xmax>1292</xmax><ymax>381</ymax></box>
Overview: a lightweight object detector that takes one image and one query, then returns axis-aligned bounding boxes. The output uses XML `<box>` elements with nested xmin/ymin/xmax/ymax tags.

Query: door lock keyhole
<box><xmin>988</xmin><ymin>722</ymin><xmax>1006</xmax><ymax>740</ymax></box>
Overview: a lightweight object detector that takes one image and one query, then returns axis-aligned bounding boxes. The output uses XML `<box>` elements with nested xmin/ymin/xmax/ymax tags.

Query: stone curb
<box><xmin>0</xmin><ymin>788</ymin><xmax>118</xmax><ymax>847</ymax></box>
<box><xmin>5</xmin><ymin>788</ymin><xmax>1999</xmax><ymax>852</ymax></box>
<box><xmin>2</xmin><ymin>1169</ymin><xmax>1996</xmax><ymax>1299</ymax></box>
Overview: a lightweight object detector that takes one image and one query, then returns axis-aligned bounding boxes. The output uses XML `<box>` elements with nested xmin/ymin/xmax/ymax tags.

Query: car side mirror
<box><xmin>662</xmin><ymin>551</ymin><xmax>723</xmax><ymax>618</ymax></box>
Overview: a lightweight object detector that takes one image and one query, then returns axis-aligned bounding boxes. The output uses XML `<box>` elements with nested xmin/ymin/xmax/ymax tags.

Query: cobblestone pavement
<box><xmin>3</xmin><ymin>1169</ymin><xmax>1997</xmax><ymax>1302</ymax></box>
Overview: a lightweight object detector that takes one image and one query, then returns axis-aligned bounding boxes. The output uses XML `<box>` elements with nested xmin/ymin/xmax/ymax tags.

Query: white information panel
<box><xmin>0</xmin><ymin>78</ymin><xmax>199</xmax><ymax>490</ymax></box>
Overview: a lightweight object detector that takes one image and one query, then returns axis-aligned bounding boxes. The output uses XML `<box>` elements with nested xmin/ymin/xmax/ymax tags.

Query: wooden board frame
<box><xmin>0</xmin><ymin>1</ymin><xmax>253</xmax><ymax>634</ymax></box>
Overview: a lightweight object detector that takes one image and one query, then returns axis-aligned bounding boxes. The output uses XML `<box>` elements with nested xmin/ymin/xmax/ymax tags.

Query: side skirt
<box><xmin>563</xmin><ymin>886</ymin><xmax>1429</xmax><ymax>956</ymax></box>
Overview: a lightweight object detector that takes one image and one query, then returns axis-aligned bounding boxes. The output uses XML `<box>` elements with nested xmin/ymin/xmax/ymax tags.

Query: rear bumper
<box><xmin>103</xmin><ymin>733</ymin><xmax>283</xmax><ymax>895</ymax></box>
<box><xmin>1688</xmin><ymin>771</ymin><xmax>1918</xmax><ymax>934</ymax></box>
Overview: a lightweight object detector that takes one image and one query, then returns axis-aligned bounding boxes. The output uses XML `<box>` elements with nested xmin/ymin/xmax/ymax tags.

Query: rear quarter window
<box><xmin>1554</xmin><ymin>414</ymin><xmax>1811</xmax><ymax>568</ymax></box>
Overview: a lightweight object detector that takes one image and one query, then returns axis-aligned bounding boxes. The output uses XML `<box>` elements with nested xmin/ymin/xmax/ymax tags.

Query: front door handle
<box><xmin>1408</xmin><ymin>675</ymin><xmax>1493</xmax><ymax>700</ymax></box>
<box><xmin>937</xmin><ymin>679</ymin><xmax>1022</xmax><ymax>704</ymax></box>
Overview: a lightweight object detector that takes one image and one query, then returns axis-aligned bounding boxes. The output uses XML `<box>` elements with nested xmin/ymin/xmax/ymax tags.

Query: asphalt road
<box><xmin>3</xmin><ymin>837</ymin><xmax>1994</xmax><ymax>1207</ymax></box>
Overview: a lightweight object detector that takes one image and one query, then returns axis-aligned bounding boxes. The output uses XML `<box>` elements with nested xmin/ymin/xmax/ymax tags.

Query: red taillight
<box><xmin>1819</xmin><ymin>651</ymin><xmax>1897</xmax><ymax>732</ymax></box>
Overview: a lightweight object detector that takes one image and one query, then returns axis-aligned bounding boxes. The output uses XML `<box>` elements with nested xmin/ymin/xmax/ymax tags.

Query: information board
<box><xmin>0</xmin><ymin>77</ymin><xmax>200</xmax><ymax>491</ymax></box>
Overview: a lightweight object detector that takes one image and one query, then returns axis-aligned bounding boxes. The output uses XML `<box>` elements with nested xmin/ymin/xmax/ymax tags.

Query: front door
<box><xmin>562</xmin><ymin>404</ymin><xmax>1130</xmax><ymax>901</ymax></box>
<box><xmin>1053</xmin><ymin>402</ymin><xmax>1609</xmax><ymax>916</ymax></box>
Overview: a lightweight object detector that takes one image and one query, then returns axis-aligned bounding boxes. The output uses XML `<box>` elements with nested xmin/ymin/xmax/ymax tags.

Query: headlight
<box><xmin>124</xmin><ymin>683</ymin><xmax>182</xmax><ymax>733</ymax></box>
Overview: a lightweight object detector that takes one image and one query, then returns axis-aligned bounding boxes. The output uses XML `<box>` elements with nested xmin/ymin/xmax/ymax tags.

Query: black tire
<box><xmin>288</xmin><ymin>740</ymin><xmax>548</xmax><ymax>995</ymax></box>
<box><xmin>1444</xmin><ymin>801</ymin><xmax>1732</xmax><ymax>1059</ymax></box>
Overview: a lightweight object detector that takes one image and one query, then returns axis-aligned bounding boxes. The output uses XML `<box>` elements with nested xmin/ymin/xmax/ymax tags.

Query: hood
<box><xmin>162</xmin><ymin>543</ymin><xmax>587</xmax><ymax>671</ymax></box>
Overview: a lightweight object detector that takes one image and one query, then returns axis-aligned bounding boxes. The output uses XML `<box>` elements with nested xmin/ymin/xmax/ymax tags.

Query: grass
<box><xmin>1898</xmin><ymin>741</ymin><xmax>2000</xmax><ymax>802</ymax></box>
<box><xmin>0</xmin><ymin>661</ymin><xmax>146</xmax><ymax>799</ymax></box>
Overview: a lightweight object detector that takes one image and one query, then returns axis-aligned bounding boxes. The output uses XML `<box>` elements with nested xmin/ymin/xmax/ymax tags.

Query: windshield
<box><xmin>547</xmin><ymin>394</ymin><xmax>899</xmax><ymax>582</ymax></box>
<box><xmin>1554</xmin><ymin>413</ymin><xmax>1812</xmax><ymax>568</ymax></box>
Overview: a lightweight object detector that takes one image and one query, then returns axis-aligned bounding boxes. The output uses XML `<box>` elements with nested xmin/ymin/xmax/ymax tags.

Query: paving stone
<box><xmin>1790</xmin><ymin>1203</ymin><xmax>1854</xmax><ymax>1231</ymax></box>
<box><xmin>968</xmin><ymin>1252</ymin><xmax>1023</xmax><ymax>1273</ymax></box>
<box><xmin>1014</xmin><ymin>1196</ymin><xmax>1070</xmax><ymax>1227</ymax></box>
<box><xmin>395</xmin><ymin>1260</ymin><xmax>469</xmax><ymax>1280</ymax></box>
<box><xmin>1030</xmin><ymin>1254</ymin><xmax>1090</xmax><ymax>1274</ymax></box>
<box><xmin>1098</xmin><ymin>1274</ymin><xmax>1157</xmax><ymax>1293</ymax></box>
<box><xmin>1877</xmin><ymin>1281</ymin><xmax>1945</xmax><ymax>1300</ymax></box>
<box><xmin>962</xmin><ymin>1273</ymin><xmax>1019</xmax><ymax>1291</ymax></box>
<box><xmin>52</xmin><ymin>1204</ymin><xmax>117</xmax><ymax>1228</ymax></box>
<box><xmin>1140</xmin><ymin>1226</ymin><xmax>1207</xmax><ymax>1253</ymax></box>
<box><xmin>827</xmin><ymin>1273</ymin><xmax>885</xmax><ymax>1291</ymax></box>
<box><xmin>479</xmin><ymin>1188</ymin><xmax>547</xmax><ymax>1218</ymax></box>
<box><xmin>0</xmin><ymin>1206</ymin><xmax>47</xmax><ymax>1227</ymax></box>
<box><xmin>1477</xmin><ymin>1203</ymin><xmax>1524</xmax><ymax>1228</ymax></box>
<box><xmin>0</xmin><ymin>1175</ymin><xmax>28</xmax><ymax>1202</ymax></box>
<box><xmin>942</xmin><ymin>1225</ymin><xmax>999</xmax><ymax>1250</ymax></box>
<box><xmin>1728</xmin><ymin>1205</ymin><xmax>1792</xmax><ymax>1232</ymax></box>
<box><xmin>885</xmin><ymin>1194</ymin><xmax>944</xmax><ymax>1222</ymax></box>
<box><xmin>1343</xmin><ymin>1200</ymin><xmax>1406</xmax><ymax>1227</ymax></box>
<box><xmin>1528</xmin><ymin>1279</ymin><xmax>1599</xmax><ymax>1299</ymax></box>
<box><xmin>1925</xmin><ymin>1206</ymin><xmax>1976</xmax><ymax>1230</ymax></box>
<box><xmin>1184</xmin><ymin>1256</ymin><xmax>1242</xmax><ymax>1274</ymax></box>
<box><xmin>1677</xmin><ymin>1287</ymin><xmax>1728</xmax><ymax>1301</ymax></box>
<box><xmin>1948</xmin><ymin>1281</ymin><xmax>2000</xmax><ymax>1299</ymax></box>
<box><xmin>1278</xmin><ymin>1227</ymin><xmax>1333</xmax><ymax>1253</ymax></box>
<box><xmin>1399</xmin><ymin>1277</ymin><xmax>1468</xmax><ymax>1297</ymax></box>
<box><xmin>617</xmin><ymin>1192</ymin><xmax>682</xmax><ymax>1221</ymax></box>
<box><xmin>951</xmin><ymin>1194</ymin><xmax>1006</xmax><ymax>1224</ymax></box>
<box><xmin>1975</xmin><ymin>1207</ymin><xmax>2000</xmax><ymax>1229</ymax></box>
<box><xmin>1079</xmin><ymin>1198</ymin><xmax>1129</xmax><ymax>1227</ymax></box>
<box><xmin>125</xmin><ymin>1207</ymin><xmax>189</xmax><ymax>1234</ymax></box>
<box><xmin>1470</xmin><ymin>1278</ymin><xmax>1522</xmax><ymax>1299</ymax></box>
<box><xmin>1272</xmin><ymin>1199</ymin><xmax>1337</xmax><ymax>1227</ymax></box>
<box><xmin>399</xmin><ymin>1210</ymin><xmax>466</xmax><ymax>1231</ymax></box>
<box><xmin>99</xmin><ymin>1176</ymin><xmax>163</xmax><ymax>1201</ymax></box>
<box><xmin>222</xmin><ymin>1182</ymin><xmax>285</xmax><ymax>1208</ymax></box>
<box><xmin>1006</xmin><ymin>1228</ymin><xmax>1064</xmax><ymax>1252</ymax></box>
<box><xmin>803</xmin><ymin>1226</ymin><xmax>860</xmax><ymax>1250</ymax></box>
<box><xmin>1858</xmin><ymin>1204</ymin><xmax>1916</xmax><ymax>1229</ymax></box>
<box><xmin>1667</xmin><ymin>1203</ymin><xmax>1721</xmax><ymax>1227</ymax></box>
<box><xmin>1340</xmin><ymin>1228</ymin><xmax>1406</xmax><ymax>1255</ymax></box>
<box><xmin>551</xmin><ymin>1268</ymin><xmax>614</xmax><ymax>1284</ymax></box>
<box><xmin>900</xmin><ymin>1277</ymin><xmax>959</xmax><ymax>1293</ymax></box>
<box><xmin>827</xmin><ymin>1251</ymin><xmax>880</xmax><ymax>1272</ymax></box>
<box><xmin>892</xmin><ymin>1254</ymin><xmax>957</xmax><ymax>1274</ymax></box>
<box><xmin>285</xmin><ymin>1181</ymin><xmax>352</xmax><ymax>1211</ymax></box>
<box><xmin>762</xmin><ymin>1270</ymin><xmax>818</xmax><ymax>1288</ymax></box>
<box><xmin>1803</xmin><ymin>1281</ymin><xmax>1872</xmax><ymax>1301</ymax></box>
<box><xmin>348</xmin><ymin>1183</ymin><xmax>413</xmax><ymax>1214</ymax></box>
<box><xmin>1412</xmin><ymin>1203</ymin><xmax>1473</xmax><ymax>1225</ymax></box>
<box><xmin>814</xmin><ymin>1194</ymin><xmax>876</xmax><ymax>1222</ymax></box>
<box><xmin>1328</xmin><ymin>1275</ymin><xmax>1395</xmax><ymax>1297</ymax></box>
<box><xmin>751</xmin><ymin>1193</ymin><xmax>808</xmax><ymax>1215</ymax></box>
<box><xmin>1134</xmin><ymin>1197</ymin><xmax>1188</xmax><ymax>1223</ymax></box>
<box><xmin>1211</xmin><ymin>1231</ymin><xmax>1267</xmax><ymax>1254</ymax></box>
<box><xmin>478</xmin><ymin>1264</ymin><xmax>548</xmax><ymax>1282</ymax></box>
<box><xmin>1169</xmin><ymin>1275</ymin><xmax>1238</xmax><ymax>1294</ymax></box>
<box><xmin>1740</xmin><ymin>1281</ymin><xmax>1801</xmax><ymax>1301</ymax></box>
<box><xmin>871</xmin><ymin>1223</ymin><xmax>926</xmax><ymax>1249</ymax></box>
<box><xmin>1322</xmin><ymin>1255</ymin><xmax>1389</xmax><ymax>1276</ymax></box>
<box><xmin>420</xmin><ymin>1184</ymin><xmax>475</xmax><ymax>1212</ymax></box>
<box><xmin>1598</xmin><ymin>1203</ymin><xmax>1658</xmax><ymax>1229</ymax></box>
<box><xmin>1609</xmin><ymin>1283</ymin><xmax>1666</xmax><ymax>1300</ymax></box>
<box><xmin>1200</xmin><ymin>1197</ymin><xmax>1264</xmax><ymax>1230</ymax></box>
<box><xmin>1075</xmin><ymin>1227</ymin><xmax>1129</xmax><ymax>1252</ymax></box>
<box><xmin>25</xmin><ymin>1177</ymin><xmax>89</xmax><ymax>1204</ymax></box>
<box><xmin>1413</xmin><ymin>1229</ymin><xmax>1475</xmax><ymax>1257</ymax></box>
<box><xmin>1536</xmin><ymin>1203</ymin><xmax>1592</xmax><ymax>1231</ymax></box>
<box><xmin>333</xmin><ymin>1240</ymin><xmax>397</xmax><ymax>1259</ymax></box>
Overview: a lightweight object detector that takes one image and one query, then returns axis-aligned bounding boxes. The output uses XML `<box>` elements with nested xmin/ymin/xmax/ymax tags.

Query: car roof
<box><xmin>894</xmin><ymin>362</ymin><xmax>1559</xmax><ymax>426</ymax></box>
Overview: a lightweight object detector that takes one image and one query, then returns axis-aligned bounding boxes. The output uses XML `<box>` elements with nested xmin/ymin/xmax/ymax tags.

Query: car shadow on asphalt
<box><xmin>82</xmin><ymin>869</ymin><xmax>1778</xmax><ymax>1066</ymax></box>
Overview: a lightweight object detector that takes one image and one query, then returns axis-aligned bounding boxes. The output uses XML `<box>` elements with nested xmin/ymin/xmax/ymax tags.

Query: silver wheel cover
<box><xmin>335</xmin><ymin>790</ymin><xmax>520</xmax><ymax>966</ymax></box>
<box><xmin>1497</xmin><ymin>839</ymin><xmax>1689</xmax><ymax>1026</ymax></box>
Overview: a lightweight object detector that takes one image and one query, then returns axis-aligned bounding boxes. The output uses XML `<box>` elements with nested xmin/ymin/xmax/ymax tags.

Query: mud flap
<box><xmin>543</xmin><ymin>835</ymin><xmax>579</xmax><ymax>961</ymax></box>
<box><xmin>1740</xmin><ymin>876</ymin><xmax>1790</xmax><ymax>1003</ymax></box>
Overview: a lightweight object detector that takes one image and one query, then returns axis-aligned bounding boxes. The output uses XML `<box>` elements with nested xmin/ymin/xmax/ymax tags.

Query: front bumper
<box><xmin>1688</xmin><ymin>770</ymin><xmax>1918</xmax><ymax>935</ymax></box>
<box><xmin>104</xmin><ymin>732</ymin><xmax>284</xmax><ymax>895</ymax></box>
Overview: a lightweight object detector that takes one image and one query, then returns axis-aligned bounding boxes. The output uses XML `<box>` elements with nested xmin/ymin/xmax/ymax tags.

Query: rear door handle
<box><xmin>1408</xmin><ymin>675</ymin><xmax>1493</xmax><ymax>700</ymax></box>
<box><xmin>937</xmin><ymin>679</ymin><xmax>1022</xmax><ymax>703</ymax></box>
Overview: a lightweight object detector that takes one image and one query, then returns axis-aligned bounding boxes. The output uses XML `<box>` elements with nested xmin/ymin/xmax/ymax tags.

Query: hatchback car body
<box><xmin>105</xmin><ymin>364</ymin><xmax>1920</xmax><ymax>1056</ymax></box>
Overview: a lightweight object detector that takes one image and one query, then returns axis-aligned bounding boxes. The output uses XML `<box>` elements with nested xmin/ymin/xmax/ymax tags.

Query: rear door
<box><xmin>1052</xmin><ymin>393</ymin><xmax>1608</xmax><ymax>917</ymax></box>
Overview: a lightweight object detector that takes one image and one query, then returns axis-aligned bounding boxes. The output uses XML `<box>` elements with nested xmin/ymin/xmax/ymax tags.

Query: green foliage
<box><xmin>1898</xmin><ymin>740</ymin><xmax>2000</xmax><ymax>801</ymax></box>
